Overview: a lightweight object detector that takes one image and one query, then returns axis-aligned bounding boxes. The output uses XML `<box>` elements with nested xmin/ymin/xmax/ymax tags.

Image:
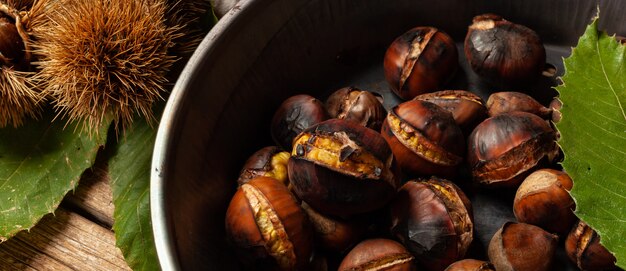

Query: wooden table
<box><xmin>0</xmin><ymin>158</ymin><xmax>132</xmax><ymax>270</ymax></box>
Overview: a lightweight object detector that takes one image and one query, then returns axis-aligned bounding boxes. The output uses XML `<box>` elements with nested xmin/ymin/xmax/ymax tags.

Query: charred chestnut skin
<box><xmin>414</xmin><ymin>90</ymin><xmax>488</xmax><ymax>135</ymax></box>
<box><xmin>486</xmin><ymin>92</ymin><xmax>560</xmax><ymax>122</ymax></box>
<box><xmin>390</xmin><ymin>178</ymin><xmax>474</xmax><ymax>271</ymax></box>
<box><xmin>237</xmin><ymin>146</ymin><xmax>290</xmax><ymax>186</ymax></box>
<box><xmin>467</xmin><ymin>111</ymin><xmax>559</xmax><ymax>189</ymax></box>
<box><xmin>465</xmin><ymin>14</ymin><xmax>546</xmax><ymax>87</ymax></box>
<box><xmin>325</xmin><ymin>86</ymin><xmax>387</xmax><ymax>131</ymax></box>
<box><xmin>288</xmin><ymin>119</ymin><xmax>398</xmax><ymax>217</ymax></box>
<box><xmin>488</xmin><ymin>222</ymin><xmax>558</xmax><ymax>271</ymax></box>
<box><xmin>384</xmin><ymin>26</ymin><xmax>459</xmax><ymax>100</ymax></box>
<box><xmin>513</xmin><ymin>169</ymin><xmax>576</xmax><ymax>236</ymax></box>
<box><xmin>225</xmin><ymin>177</ymin><xmax>313</xmax><ymax>270</ymax></box>
<box><xmin>381</xmin><ymin>100</ymin><xmax>465</xmax><ymax>178</ymax></box>
<box><xmin>338</xmin><ymin>239</ymin><xmax>417</xmax><ymax>271</ymax></box>
<box><xmin>444</xmin><ymin>259</ymin><xmax>495</xmax><ymax>271</ymax></box>
<box><xmin>271</xmin><ymin>94</ymin><xmax>329</xmax><ymax>150</ymax></box>
<box><xmin>565</xmin><ymin>220</ymin><xmax>617</xmax><ymax>271</ymax></box>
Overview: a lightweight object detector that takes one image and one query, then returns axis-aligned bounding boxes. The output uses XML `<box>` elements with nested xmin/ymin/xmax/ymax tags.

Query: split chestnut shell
<box><xmin>325</xmin><ymin>86</ymin><xmax>387</xmax><ymax>131</ymax></box>
<box><xmin>288</xmin><ymin>119</ymin><xmax>398</xmax><ymax>217</ymax></box>
<box><xmin>565</xmin><ymin>220</ymin><xmax>617</xmax><ymax>270</ymax></box>
<box><xmin>237</xmin><ymin>146</ymin><xmax>290</xmax><ymax>186</ymax></box>
<box><xmin>338</xmin><ymin>239</ymin><xmax>416</xmax><ymax>271</ymax></box>
<box><xmin>414</xmin><ymin>90</ymin><xmax>488</xmax><ymax>135</ymax></box>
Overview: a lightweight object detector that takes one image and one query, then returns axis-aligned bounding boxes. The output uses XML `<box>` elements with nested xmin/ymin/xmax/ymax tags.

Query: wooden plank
<box><xmin>0</xmin><ymin>208</ymin><xmax>130</xmax><ymax>271</ymax></box>
<box><xmin>62</xmin><ymin>160</ymin><xmax>115</xmax><ymax>227</ymax></box>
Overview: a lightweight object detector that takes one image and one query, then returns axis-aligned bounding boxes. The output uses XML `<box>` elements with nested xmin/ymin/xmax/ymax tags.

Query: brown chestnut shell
<box><xmin>325</xmin><ymin>86</ymin><xmax>387</xmax><ymax>131</ymax></box>
<box><xmin>301</xmin><ymin>202</ymin><xmax>370</xmax><ymax>254</ymax></box>
<box><xmin>486</xmin><ymin>92</ymin><xmax>559</xmax><ymax>122</ymax></box>
<box><xmin>384</xmin><ymin>26</ymin><xmax>459</xmax><ymax>100</ymax></box>
<box><xmin>488</xmin><ymin>222</ymin><xmax>558</xmax><ymax>271</ymax></box>
<box><xmin>338</xmin><ymin>238</ymin><xmax>416</xmax><ymax>271</ymax></box>
<box><xmin>237</xmin><ymin>146</ymin><xmax>291</xmax><ymax>186</ymax></box>
<box><xmin>0</xmin><ymin>17</ymin><xmax>25</xmax><ymax>67</ymax></box>
<box><xmin>414</xmin><ymin>90</ymin><xmax>488</xmax><ymax>135</ymax></box>
<box><xmin>444</xmin><ymin>259</ymin><xmax>495</xmax><ymax>271</ymax></box>
<box><xmin>565</xmin><ymin>220</ymin><xmax>617</xmax><ymax>271</ymax></box>
<box><xmin>271</xmin><ymin>94</ymin><xmax>329</xmax><ymax>151</ymax></box>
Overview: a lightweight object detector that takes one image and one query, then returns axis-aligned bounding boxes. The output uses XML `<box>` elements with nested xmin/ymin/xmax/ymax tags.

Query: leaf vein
<box><xmin>597</xmin><ymin>39</ymin><xmax>626</xmax><ymax>122</ymax></box>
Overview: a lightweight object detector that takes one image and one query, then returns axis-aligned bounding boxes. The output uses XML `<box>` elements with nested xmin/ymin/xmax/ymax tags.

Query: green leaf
<box><xmin>556</xmin><ymin>17</ymin><xmax>626</xmax><ymax>268</ymax></box>
<box><xmin>109</xmin><ymin>115</ymin><xmax>159</xmax><ymax>271</ymax></box>
<box><xmin>0</xmin><ymin>114</ymin><xmax>107</xmax><ymax>240</ymax></box>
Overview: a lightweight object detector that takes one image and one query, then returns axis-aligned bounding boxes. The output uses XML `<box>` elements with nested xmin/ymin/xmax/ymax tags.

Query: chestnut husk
<box><xmin>237</xmin><ymin>146</ymin><xmax>290</xmax><ymax>186</ymax></box>
<box><xmin>225</xmin><ymin>177</ymin><xmax>314</xmax><ymax>270</ymax></box>
<box><xmin>271</xmin><ymin>94</ymin><xmax>329</xmax><ymax>150</ymax></box>
<box><xmin>288</xmin><ymin>119</ymin><xmax>398</xmax><ymax>217</ymax></box>
<box><xmin>464</xmin><ymin>14</ymin><xmax>546</xmax><ymax>87</ymax></box>
<box><xmin>338</xmin><ymin>238</ymin><xmax>417</xmax><ymax>271</ymax></box>
<box><xmin>486</xmin><ymin>92</ymin><xmax>560</xmax><ymax>122</ymax></box>
<box><xmin>467</xmin><ymin>111</ymin><xmax>560</xmax><ymax>189</ymax></box>
<box><xmin>384</xmin><ymin>26</ymin><xmax>458</xmax><ymax>100</ymax></box>
<box><xmin>390</xmin><ymin>177</ymin><xmax>474</xmax><ymax>271</ymax></box>
<box><xmin>414</xmin><ymin>90</ymin><xmax>487</xmax><ymax>135</ymax></box>
<box><xmin>444</xmin><ymin>259</ymin><xmax>495</xmax><ymax>271</ymax></box>
<box><xmin>565</xmin><ymin>220</ymin><xmax>617</xmax><ymax>271</ymax></box>
<box><xmin>381</xmin><ymin>100</ymin><xmax>464</xmax><ymax>178</ymax></box>
<box><xmin>325</xmin><ymin>86</ymin><xmax>387</xmax><ymax>131</ymax></box>
<box><xmin>488</xmin><ymin>222</ymin><xmax>558</xmax><ymax>271</ymax></box>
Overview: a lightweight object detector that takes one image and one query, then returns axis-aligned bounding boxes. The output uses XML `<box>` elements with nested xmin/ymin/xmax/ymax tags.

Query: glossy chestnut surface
<box><xmin>237</xmin><ymin>146</ymin><xmax>290</xmax><ymax>186</ymax></box>
<box><xmin>565</xmin><ymin>220</ymin><xmax>617</xmax><ymax>271</ymax></box>
<box><xmin>301</xmin><ymin>202</ymin><xmax>370</xmax><ymax>254</ymax></box>
<box><xmin>0</xmin><ymin>16</ymin><xmax>25</xmax><ymax>67</ymax></box>
<box><xmin>444</xmin><ymin>259</ymin><xmax>495</xmax><ymax>271</ymax></box>
<box><xmin>486</xmin><ymin>92</ymin><xmax>560</xmax><ymax>122</ymax></box>
<box><xmin>488</xmin><ymin>222</ymin><xmax>558</xmax><ymax>271</ymax></box>
<box><xmin>325</xmin><ymin>86</ymin><xmax>386</xmax><ymax>131</ymax></box>
<box><xmin>384</xmin><ymin>26</ymin><xmax>458</xmax><ymax>100</ymax></box>
<box><xmin>271</xmin><ymin>94</ymin><xmax>329</xmax><ymax>150</ymax></box>
<box><xmin>338</xmin><ymin>239</ymin><xmax>416</xmax><ymax>271</ymax></box>
<box><xmin>414</xmin><ymin>90</ymin><xmax>487</xmax><ymax>135</ymax></box>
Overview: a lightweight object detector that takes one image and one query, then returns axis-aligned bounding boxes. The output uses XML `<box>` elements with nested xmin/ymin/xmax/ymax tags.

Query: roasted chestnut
<box><xmin>390</xmin><ymin>177</ymin><xmax>473</xmax><ymax>271</ymax></box>
<box><xmin>384</xmin><ymin>26</ymin><xmax>458</xmax><ymax>100</ymax></box>
<box><xmin>381</xmin><ymin>99</ymin><xmax>464</xmax><ymax>178</ymax></box>
<box><xmin>0</xmin><ymin>16</ymin><xmax>26</xmax><ymax>68</ymax></box>
<box><xmin>225</xmin><ymin>176</ymin><xmax>314</xmax><ymax>270</ymax></box>
<box><xmin>467</xmin><ymin>111</ymin><xmax>560</xmax><ymax>188</ymax></box>
<box><xmin>237</xmin><ymin>146</ymin><xmax>291</xmax><ymax>186</ymax></box>
<box><xmin>271</xmin><ymin>94</ymin><xmax>329</xmax><ymax>150</ymax></box>
<box><xmin>486</xmin><ymin>92</ymin><xmax>561</xmax><ymax>122</ymax></box>
<box><xmin>325</xmin><ymin>86</ymin><xmax>387</xmax><ymax>131</ymax></box>
<box><xmin>301</xmin><ymin>202</ymin><xmax>370</xmax><ymax>254</ymax></box>
<box><xmin>338</xmin><ymin>238</ymin><xmax>416</xmax><ymax>271</ymax></box>
<box><xmin>288</xmin><ymin>119</ymin><xmax>398</xmax><ymax>217</ymax></box>
<box><xmin>414</xmin><ymin>90</ymin><xmax>488</xmax><ymax>135</ymax></box>
<box><xmin>488</xmin><ymin>222</ymin><xmax>558</xmax><ymax>271</ymax></box>
<box><xmin>565</xmin><ymin>220</ymin><xmax>617</xmax><ymax>270</ymax></box>
<box><xmin>513</xmin><ymin>169</ymin><xmax>576</xmax><ymax>236</ymax></box>
<box><xmin>444</xmin><ymin>259</ymin><xmax>495</xmax><ymax>271</ymax></box>
<box><xmin>464</xmin><ymin>14</ymin><xmax>546</xmax><ymax>87</ymax></box>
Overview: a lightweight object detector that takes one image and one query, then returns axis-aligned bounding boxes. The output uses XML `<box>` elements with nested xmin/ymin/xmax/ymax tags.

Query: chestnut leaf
<box><xmin>556</xmin><ymin>17</ymin><xmax>626</xmax><ymax>268</ymax></box>
<box><xmin>0</xmin><ymin>113</ymin><xmax>107</xmax><ymax>240</ymax></box>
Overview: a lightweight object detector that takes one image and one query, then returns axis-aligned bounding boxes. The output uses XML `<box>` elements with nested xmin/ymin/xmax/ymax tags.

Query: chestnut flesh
<box><xmin>390</xmin><ymin>177</ymin><xmax>473</xmax><ymax>271</ymax></box>
<box><xmin>464</xmin><ymin>14</ymin><xmax>546</xmax><ymax>87</ymax></box>
<box><xmin>565</xmin><ymin>220</ymin><xmax>617</xmax><ymax>271</ymax></box>
<box><xmin>325</xmin><ymin>86</ymin><xmax>387</xmax><ymax>131</ymax></box>
<box><xmin>338</xmin><ymin>238</ymin><xmax>416</xmax><ymax>271</ymax></box>
<box><xmin>384</xmin><ymin>26</ymin><xmax>458</xmax><ymax>100</ymax></box>
<box><xmin>271</xmin><ymin>94</ymin><xmax>329</xmax><ymax>150</ymax></box>
<box><xmin>381</xmin><ymin>99</ymin><xmax>464</xmax><ymax>178</ymax></box>
<box><xmin>488</xmin><ymin>222</ymin><xmax>558</xmax><ymax>271</ymax></box>
<box><xmin>444</xmin><ymin>259</ymin><xmax>495</xmax><ymax>271</ymax></box>
<box><xmin>288</xmin><ymin>119</ymin><xmax>398</xmax><ymax>217</ymax></box>
<box><xmin>486</xmin><ymin>92</ymin><xmax>560</xmax><ymax>122</ymax></box>
<box><xmin>414</xmin><ymin>90</ymin><xmax>487</xmax><ymax>135</ymax></box>
<box><xmin>467</xmin><ymin>111</ymin><xmax>560</xmax><ymax>188</ymax></box>
<box><xmin>225</xmin><ymin>177</ymin><xmax>313</xmax><ymax>270</ymax></box>
<box><xmin>237</xmin><ymin>146</ymin><xmax>291</xmax><ymax>186</ymax></box>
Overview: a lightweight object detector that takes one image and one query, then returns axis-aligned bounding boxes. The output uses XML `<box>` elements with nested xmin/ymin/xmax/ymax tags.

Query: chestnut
<box><xmin>301</xmin><ymin>202</ymin><xmax>369</xmax><ymax>254</ymax></box>
<box><xmin>381</xmin><ymin>99</ymin><xmax>464</xmax><ymax>178</ymax></box>
<box><xmin>414</xmin><ymin>90</ymin><xmax>488</xmax><ymax>135</ymax></box>
<box><xmin>237</xmin><ymin>146</ymin><xmax>291</xmax><ymax>186</ymax></box>
<box><xmin>513</xmin><ymin>169</ymin><xmax>576</xmax><ymax>236</ymax></box>
<box><xmin>444</xmin><ymin>259</ymin><xmax>495</xmax><ymax>271</ymax></box>
<box><xmin>0</xmin><ymin>16</ymin><xmax>25</xmax><ymax>68</ymax></box>
<box><xmin>384</xmin><ymin>26</ymin><xmax>458</xmax><ymax>100</ymax></box>
<box><xmin>325</xmin><ymin>86</ymin><xmax>387</xmax><ymax>131</ymax></box>
<box><xmin>486</xmin><ymin>92</ymin><xmax>561</xmax><ymax>122</ymax></box>
<box><xmin>225</xmin><ymin>176</ymin><xmax>313</xmax><ymax>270</ymax></box>
<box><xmin>271</xmin><ymin>94</ymin><xmax>329</xmax><ymax>150</ymax></box>
<box><xmin>390</xmin><ymin>177</ymin><xmax>473</xmax><ymax>271</ymax></box>
<box><xmin>488</xmin><ymin>222</ymin><xmax>558</xmax><ymax>271</ymax></box>
<box><xmin>338</xmin><ymin>238</ymin><xmax>416</xmax><ymax>271</ymax></box>
<box><xmin>288</xmin><ymin>119</ymin><xmax>398</xmax><ymax>217</ymax></box>
<box><xmin>467</xmin><ymin>111</ymin><xmax>560</xmax><ymax>188</ymax></box>
<box><xmin>464</xmin><ymin>14</ymin><xmax>546</xmax><ymax>87</ymax></box>
<box><xmin>565</xmin><ymin>220</ymin><xmax>617</xmax><ymax>270</ymax></box>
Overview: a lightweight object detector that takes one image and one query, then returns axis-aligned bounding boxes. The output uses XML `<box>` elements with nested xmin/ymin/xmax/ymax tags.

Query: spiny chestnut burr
<box><xmin>271</xmin><ymin>94</ymin><xmax>329</xmax><ymax>150</ymax></box>
<box><xmin>390</xmin><ymin>177</ymin><xmax>474</xmax><ymax>271</ymax></box>
<box><xmin>444</xmin><ymin>259</ymin><xmax>495</xmax><ymax>271</ymax></box>
<box><xmin>325</xmin><ymin>86</ymin><xmax>387</xmax><ymax>131</ymax></box>
<box><xmin>225</xmin><ymin>176</ymin><xmax>313</xmax><ymax>270</ymax></box>
<box><xmin>467</xmin><ymin>111</ymin><xmax>560</xmax><ymax>188</ymax></box>
<box><xmin>301</xmin><ymin>202</ymin><xmax>369</xmax><ymax>254</ymax></box>
<box><xmin>237</xmin><ymin>146</ymin><xmax>291</xmax><ymax>186</ymax></box>
<box><xmin>381</xmin><ymin>100</ymin><xmax>465</xmax><ymax>178</ymax></box>
<box><xmin>338</xmin><ymin>239</ymin><xmax>417</xmax><ymax>271</ymax></box>
<box><xmin>513</xmin><ymin>169</ymin><xmax>576</xmax><ymax>236</ymax></box>
<box><xmin>384</xmin><ymin>26</ymin><xmax>458</xmax><ymax>100</ymax></box>
<box><xmin>488</xmin><ymin>222</ymin><xmax>558</xmax><ymax>271</ymax></box>
<box><xmin>414</xmin><ymin>90</ymin><xmax>488</xmax><ymax>135</ymax></box>
<box><xmin>565</xmin><ymin>220</ymin><xmax>617</xmax><ymax>271</ymax></box>
<box><xmin>464</xmin><ymin>14</ymin><xmax>546</xmax><ymax>87</ymax></box>
<box><xmin>288</xmin><ymin>119</ymin><xmax>398</xmax><ymax>217</ymax></box>
<box><xmin>486</xmin><ymin>92</ymin><xmax>561</xmax><ymax>122</ymax></box>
